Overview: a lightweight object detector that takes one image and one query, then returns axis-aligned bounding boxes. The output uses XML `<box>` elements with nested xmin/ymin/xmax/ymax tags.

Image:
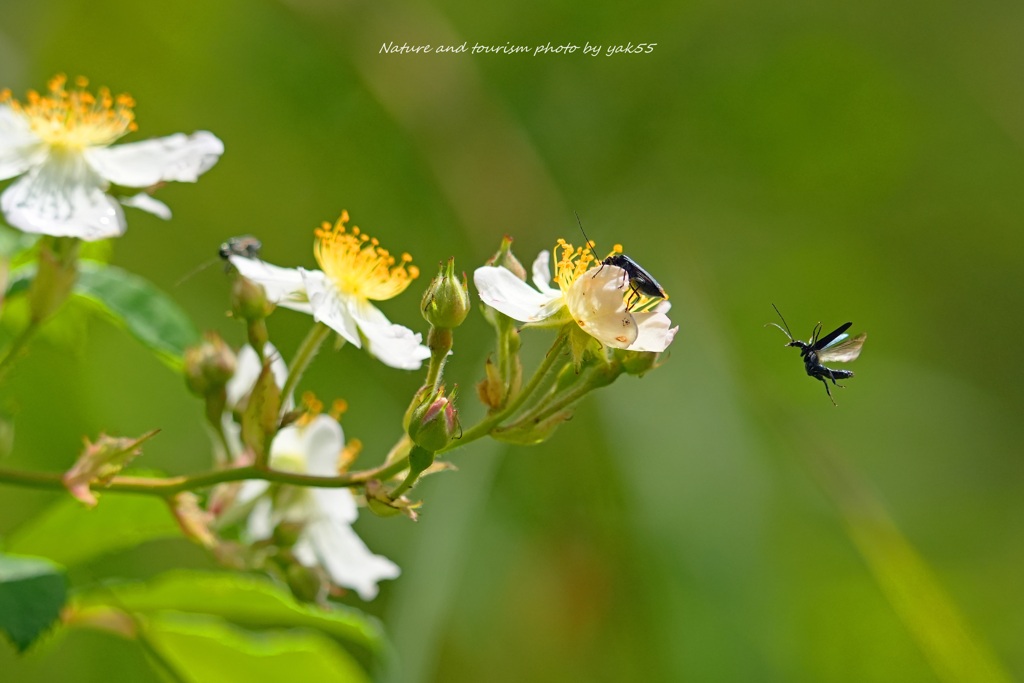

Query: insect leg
<box><xmin>821</xmin><ymin>378</ymin><xmax>838</xmax><ymax>406</ymax></box>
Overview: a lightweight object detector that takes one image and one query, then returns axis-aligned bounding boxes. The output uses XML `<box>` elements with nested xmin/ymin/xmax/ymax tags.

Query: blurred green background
<box><xmin>2</xmin><ymin>0</ymin><xmax>1023</xmax><ymax>681</ymax></box>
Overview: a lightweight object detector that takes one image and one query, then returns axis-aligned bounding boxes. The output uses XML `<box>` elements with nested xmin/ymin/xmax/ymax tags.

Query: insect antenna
<box><xmin>766</xmin><ymin>303</ymin><xmax>795</xmax><ymax>342</ymax></box>
<box><xmin>574</xmin><ymin>211</ymin><xmax>600</xmax><ymax>262</ymax></box>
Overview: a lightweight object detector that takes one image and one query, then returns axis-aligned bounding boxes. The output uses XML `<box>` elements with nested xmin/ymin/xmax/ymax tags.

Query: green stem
<box><xmin>281</xmin><ymin>322</ymin><xmax>332</xmax><ymax>402</ymax></box>
<box><xmin>424</xmin><ymin>327</ymin><xmax>452</xmax><ymax>390</ymax></box>
<box><xmin>504</xmin><ymin>360</ymin><xmax>622</xmax><ymax>431</ymax></box>
<box><xmin>0</xmin><ymin>320</ymin><xmax>40</xmax><ymax>383</ymax></box>
<box><xmin>439</xmin><ymin>329</ymin><xmax>569</xmax><ymax>453</ymax></box>
<box><xmin>0</xmin><ymin>459</ymin><xmax>403</xmax><ymax>498</ymax></box>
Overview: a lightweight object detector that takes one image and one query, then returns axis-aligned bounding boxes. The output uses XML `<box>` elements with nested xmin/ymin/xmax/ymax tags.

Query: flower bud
<box><xmin>421</xmin><ymin>257</ymin><xmax>470</xmax><ymax>329</ymax></box>
<box><xmin>614</xmin><ymin>348</ymin><xmax>663</xmax><ymax>376</ymax></box>
<box><xmin>407</xmin><ymin>386</ymin><xmax>460</xmax><ymax>453</ymax></box>
<box><xmin>184</xmin><ymin>332</ymin><xmax>237</xmax><ymax>397</ymax></box>
<box><xmin>485</xmin><ymin>235</ymin><xmax>526</xmax><ymax>281</ymax></box>
<box><xmin>231</xmin><ymin>274</ymin><xmax>274</xmax><ymax>322</ymax></box>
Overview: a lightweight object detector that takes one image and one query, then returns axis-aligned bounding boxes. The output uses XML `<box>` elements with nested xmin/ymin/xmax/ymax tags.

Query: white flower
<box><xmin>229</xmin><ymin>211</ymin><xmax>430</xmax><ymax>370</ymax></box>
<box><xmin>227</xmin><ymin>344</ymin><xmax>399</xmax><ymax>601</ymax></box>
<box><xmin>0</xmin><ymin>74</ymin><xmax>223</xmax><ymax>241</ymax></box>
<box><xmin>474</xmin><ymin>239</ymin><xmax>678</xmax><ymax>352</ymax></box>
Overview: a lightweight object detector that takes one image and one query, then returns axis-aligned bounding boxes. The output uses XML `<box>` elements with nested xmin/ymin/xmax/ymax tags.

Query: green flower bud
<box><xmin>485</xmin><ymin>235</ymin><xmax>526</xmax><ymax>281</ymax></box>
<box><xmin>184</xmin><ymin>332</ymin><xmax>237</xmax><ymax>397</ymax></box>
<box><xmin>421</xmin><ymin>257</ymin><xmax>471</xmax><ymax>329</ymax></box>
<box><xmin>231</xmin><ymin>273</ymin><xmax>274</xmax><ymax>322</ymax></box>
<box><xmin>615</xmin><ymin>348</ymin><xmax>663</xmax><ymax>376</ymax></box>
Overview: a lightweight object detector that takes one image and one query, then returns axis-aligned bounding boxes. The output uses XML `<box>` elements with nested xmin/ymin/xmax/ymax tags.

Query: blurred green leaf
<box><xmin>143</xmin><ymin>612</ymin><xmax>371</xmax><ymax>682</ymax></box>
<box><xmin>72</xmin><ymin>263</ymin><xmax>199</xmax><ymax>370</ymax></box>
<box><xmin>6</xmin><ymin>496</ymin><xmax>181</xmax><ymax>568</ymax></box>
<box><xmin>0</xmin><ymin>553</ymin><xmax>68</xmax><ymax>653</ymax></box>
<box><xmin>78</xmin><ymin>570</ymin><xmax>387</xmax><ymax>657</ymax></box>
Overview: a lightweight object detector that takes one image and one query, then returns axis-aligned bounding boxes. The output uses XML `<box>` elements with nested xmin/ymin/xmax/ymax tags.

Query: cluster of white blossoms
<box><xmin>225</xmin><ymin>346</ymin><xmax>400</xmax><ymax>601</ymax></box>
<box><xmin>0</xmin><ymin>74</ymin><xmax>679</xmax><ymax>606</ymax></box>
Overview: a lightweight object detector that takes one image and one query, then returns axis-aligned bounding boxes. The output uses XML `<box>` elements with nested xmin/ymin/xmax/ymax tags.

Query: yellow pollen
<box><xmin>1</xmin><ymin>74</ymin><xmax>137</xmax><ymax>150</ymax></box>
<box><xmin>297</xmin><ymin>391</ymin><xmax>323</xmax><ymax>426</ymax></box>
<box><xmin>329</xmin><ymin>399</ymin><xmax>348</xmax><ymax>421</ymax></box>
<box><xmin>553</xmin><ymin>237</ymin><xmax>600</xmax><ymax>293</ymax></box>
<box><xmin>339</xmin><ymin>438</ymin><xmax>363</xmax><ymax>471</ymax></box>
<box><xmin>313</xmin><ymin>211</ymin><xmax>419</xmax><ymax>301</ymax></box>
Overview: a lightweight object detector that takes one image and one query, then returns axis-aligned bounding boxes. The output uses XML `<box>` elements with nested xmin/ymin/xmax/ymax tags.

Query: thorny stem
<box><xmin>503</xmin><ymin>359</ymin><xmax>623</xmax><ymax>431</ymax></box>
<box><xmin>439</xmin><ymin>329</ymin><xmax>570</xmax><ymax>453</ymax></box>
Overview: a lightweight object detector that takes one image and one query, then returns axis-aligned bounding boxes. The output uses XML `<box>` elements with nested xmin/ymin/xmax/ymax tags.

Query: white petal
<box><xmin>0</xmin><ymin>105</ymin><xmax>45</xmax><ymax>180</ymax></box>
<box><xmin>566</xmin><ymin>266</ymin><xmax>638</xmax><ymax>348</ymax></box>
<box><xmin>119</xmin><ymin>192</ymin><xmax>171</xmax><ymax>219</ymax></box>
<box><xmin>1</xmin><ymin>156</ymin><xmax>125</xmax><ymax>240</ymax></box>
<box><xmin>84</xmin><ymin>131</ymin><xmax>224</xmax><ymax>187</ymax></box>
<box><xmin>305</xmin><ymin>517</ymin><xmax>400</xmax><ymax>600</ymax></box>
<box><xmin>531</xmin><ymin>250</ymin><xmax>558</xmax><ymax>295</ymax></box>
<box><xmin>311</xmin><ymin>486</ymin><xmax>358</xmax><ymax>526</ymax></box>
<box><xmin>234</xmin><ymin>479</ymin><xmax>271</xmax><ymax>508</ymax></box>
<box><xmin>474</xmin><ymin>265</ymin><xmax>563</xmax><ymax>322</ymax></box>
<box><xmin>246</xmin><ymin>497</ymin><xmax>275</xmax><ymax>540</ymax></box>
<box><xmin>349</xmin><ymin>299</ymin><xmax>430</xmax><ymax>370</ymax></box>
<box><xmin>228</xmin><ymin>256</ymin><xmax>313</xmax><ymax>315</ymax></box>
<box><xmin>273</xmin><ymin>415</ymin><xmax>344</xmax><ymax>477</ymax></box>
<box><xmin>629</xmin><ymin>302</ymin><xmax>679</xmax><ymax>352</ymax></box>
<box><xmin>301</xmin><ymin>270</ymin><xmax>361</xmax><ymax>347</ymax></box>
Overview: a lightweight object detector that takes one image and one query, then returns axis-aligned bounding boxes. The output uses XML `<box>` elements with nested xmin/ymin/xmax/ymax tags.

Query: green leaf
<box><xmin>0</xmin><ymin>553</ymin><xmax>68</xmax><ymax>653</ymax></box>
<box><xmin>143</xmin><ymin>612</ymin><xmax>371</xmax><ymax>682</ymax></box>
<box><xmin>6</xmin><ymin>495</ymin><xmax>182</xmax><ymax>568</ymax></box>
<box><xmin>73</xmin><ymin>262</ymin><xmax>199</xmax><ymax>369</ymax></box>
<box><xmin>77</xmin><ymin>570</ymin><xmax>387</xmax><ymax>657</ymax></box>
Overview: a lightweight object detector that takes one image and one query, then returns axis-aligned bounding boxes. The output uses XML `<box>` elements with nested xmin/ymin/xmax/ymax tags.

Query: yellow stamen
<box><xmin>1</xmin><ymin>74</ymin><xmax>137</xmax><ymax>150</ymax></box>
<box><xmin>329</xmin><ymin>398</ymin><xmax>348</xmax><ymax>421</ymax></box>
<box><xmin>339</xmin><ymin>438</ymin><xmax>362</xmax><ymax>471</ymax></box>
<box><xmin>297</xmin><ymin>391</ymin><xmax>324</xmax><ymax>426</ymax></box>
<box><xmin>553</xmin><ymin>238</ymin><xmax>600</xmax><ymax>293</ymax></box>
<box><xmin>314</xmin><ymin>211</ymin><xmax>419</xmax><ymax>301</ymax></box>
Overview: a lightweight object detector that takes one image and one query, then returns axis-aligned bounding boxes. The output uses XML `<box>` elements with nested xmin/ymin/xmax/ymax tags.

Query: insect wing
<box><xmin>814</xmin><ymin>322</ymin><xmax>852</xmax><ymax>350</ymax></box>
<box><xmin>817</xmin><ymin>333</ymin><xmax>866</xmax><ymax>363</ymax></box>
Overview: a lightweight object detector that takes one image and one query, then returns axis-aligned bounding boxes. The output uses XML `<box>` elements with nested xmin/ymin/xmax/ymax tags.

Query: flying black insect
<box><xmin>766</xmin><ymin>304</ymin><xmax>867</xmax><ymax>405</ymax></box>
<box><xmin>575</xmin><ymin>212</ymin><xmax>667</xmax><ymax>310</ymax></box>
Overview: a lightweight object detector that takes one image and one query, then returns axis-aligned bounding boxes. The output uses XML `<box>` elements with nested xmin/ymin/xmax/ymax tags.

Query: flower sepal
<box><xmin>364</xmin><ymin>480</ymin><xmax>421</xmax><ymax>521</ymax></box>
<box><xmin>62</xmin><ymin>429</ymin><xmax>159</xmax><ymax>507</ymax></box>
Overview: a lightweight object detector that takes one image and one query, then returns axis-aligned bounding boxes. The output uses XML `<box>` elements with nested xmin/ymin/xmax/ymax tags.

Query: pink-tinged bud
<box><xmin>421</xmin><ymin>257</ymin><xmax>471</xmax><ymax>329</ymax></box>
<box><xmin>407</xmin><ymin>386</ymin><xmax>460</xmax><ymax>453</ymax></box>
<box><xmin>183</xmin><ymin>332</ymin><xmax>236</xmax><ymax>397</ymax></box>
<box><xmin>63</xmin><ymin>430</ymin><xmax>160</xmax><ymax>507</ymax></box>
<box><xmin>485</xmin><ymin>235</ymin><xmax>526</xmax><ymax>281</ymax></box>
